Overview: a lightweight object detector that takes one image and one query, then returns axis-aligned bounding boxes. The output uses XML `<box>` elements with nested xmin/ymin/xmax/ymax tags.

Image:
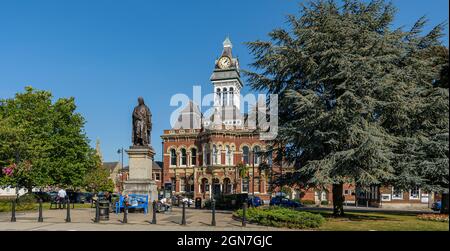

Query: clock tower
<box><xmin>210</xmin><ymin>37</ymin><xmax>243</xmax><ymax>110</ymax></box>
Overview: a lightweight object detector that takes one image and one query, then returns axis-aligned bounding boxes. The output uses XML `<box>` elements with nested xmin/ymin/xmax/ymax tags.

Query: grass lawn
<box><xmin>0</xmin><ymin>201</ymin><xmax>93</xmax><ymax>212</ymax></box>
<box><xmin>311</xmin><ymin>211</ymin><xmax>449</xmax><ymax>231</ymax></box>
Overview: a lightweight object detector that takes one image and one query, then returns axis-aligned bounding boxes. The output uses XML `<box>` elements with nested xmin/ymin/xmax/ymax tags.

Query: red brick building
<box><xmin>160</xmin><ymin>38</ymin><xmax>295</xmax><ymax>202</ymax></box>
<box><xmin>160</xmin><ymin>38</ymin><xmax>437</xmax><ymax>209</ymax></box>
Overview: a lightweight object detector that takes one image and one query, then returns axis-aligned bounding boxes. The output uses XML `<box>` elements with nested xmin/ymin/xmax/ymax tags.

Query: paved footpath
<box><xmin>0</xmin><ymin>207</ymin><xmax>290</xmax><ymax>231</ymax></box>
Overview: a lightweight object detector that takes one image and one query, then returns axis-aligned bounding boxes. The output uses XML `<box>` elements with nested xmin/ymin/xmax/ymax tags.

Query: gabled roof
<box><xmin>102</xmin><ymin>162</ymin><xmax>120</xmax><ymax>172</ymax></box>
<box><xmin>153</xmin><ymin>161</ymin><xmax>163</xmax><ymax>170</ymax></box>
<box><xmin>173</xmin><ymin>101</ymin><xmax>202</xmax><ymax>130</ymax></box>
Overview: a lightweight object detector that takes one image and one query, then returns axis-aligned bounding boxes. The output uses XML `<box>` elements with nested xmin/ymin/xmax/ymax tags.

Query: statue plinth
<box><xmin>123</xmin><ymin>146</ymin><xmax>158</xmax><ymax>202</ymax></box>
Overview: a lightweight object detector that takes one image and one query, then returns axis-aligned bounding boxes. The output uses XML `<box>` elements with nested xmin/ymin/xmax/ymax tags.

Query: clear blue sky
<box><xmin>1</xmin><ymin>0</ymin><xmax>448</xmax><ymax>164</ymax></box>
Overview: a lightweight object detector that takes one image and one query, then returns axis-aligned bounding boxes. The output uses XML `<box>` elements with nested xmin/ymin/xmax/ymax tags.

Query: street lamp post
<box><xmin>252</xmin><ymin>149</ymin><xmax>256</xmax><ymax>197</ymax></box>
<box><xmin>14</xmin><ymin>149</ymin><xmax>20</xmax><ymax>200</ymax></box>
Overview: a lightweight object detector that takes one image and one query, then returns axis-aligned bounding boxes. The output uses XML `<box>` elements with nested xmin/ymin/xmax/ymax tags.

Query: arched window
<box><xmin>206</xmin><ymin>144</ymin><xmax>211</xmax><ymax>165</ymax></box>
<box><xmin>201</xmin><ymin>178</ymin><xmax>209</xmax><ymax>193</ymax></box>
<box><xmin>212</xmin><ymin>145</ymin><xmax>218</xmax><ymax>165</ymax></box>
<box><xmin>229</xmin><ymin>87</ymin><xmax>234</xmax><ymax>106</ymax></box>
<box><xmin>180</xmin><ymin>148</ymin><xmax>187</xmax><ymax>166</ymax></box>
<box><xmin>224</xmin><ymin>178</ymin><xmax>232</xmax><ymax>194</ymax></box>
<box><xmin>188</xmin><ymin>175</ymin><xmax>194</xmax><ymax>192</ymax></box>
<box><xmin>254</xmin><ymin>177</ymin><xmax>260</xmax><ymax>193</ymax></box>
<box><xmin>242</xmin><ymin>146</ymin><xmax>249</xmax><ymax>165</ymax></box>
<box><xmin>253</xmin><ymin>146</ymin><xmax>261</xmax><ymax>165</ymax></box>
<box><xmin>190</xmin><ymin>148</ymin><xmax>197</xmax><ymax>166</ymax></box>
<box><xmin>170</xmin><ymin>149</ymin><xmax>177</xmax><ymax>166</ymax></box>
<box><xmin>222</xmin><ymin>88</ymin><xmax>227</xmax><ymax>106</ymax></box>
<box><xmin>216</xmin><ymin>88</ymin><xmax>221</xmax><ymax>106</ymax></box>
<box><xmin>226</xmin><ymin>145</ymin><xmax>232</xmax><ymax>165</ymax></box>
<box><xmin>242</xmin><ymin>177</ymin><xmax>249</xmax><ymax>193</ymax></box>
<box><xmin>212</xmin><ymin>178</ymin><xmax>221</xmax><ymax>196</ymax></box>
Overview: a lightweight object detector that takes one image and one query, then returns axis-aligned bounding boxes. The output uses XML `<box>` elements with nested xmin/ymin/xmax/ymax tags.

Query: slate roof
<box><xmin>102</xmin><ymin>162</ymin><xmax>120</xmax><ymax>172</ymax></box>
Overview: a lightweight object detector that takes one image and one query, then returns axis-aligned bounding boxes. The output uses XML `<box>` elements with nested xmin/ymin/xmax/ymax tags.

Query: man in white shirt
<box><xmin>57</xmin><ymin>188</ymin><xmax>67</xmax><ymax>209</ymax></box>
<box><xmin>58</xmin><ymin>188</ymin><xmax>67</xmax><ymax>199</ymax></box>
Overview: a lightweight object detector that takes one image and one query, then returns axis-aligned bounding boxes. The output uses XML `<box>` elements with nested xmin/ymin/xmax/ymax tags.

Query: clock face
<box><xmin>218</xmin><ymin>56</ymin><xmax>231</xmax><ymax>69</ymax></box>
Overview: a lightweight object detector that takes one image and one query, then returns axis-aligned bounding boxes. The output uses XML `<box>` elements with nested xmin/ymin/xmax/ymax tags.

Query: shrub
<box><xmin>16</xmin><ymin>193</ymin><xmax>37</xmax><ymax>211</ymax></box>
<box><xmin>0</xmin><ymin>194</ymin><xmax>37</xmax><ymax>212</ymax></box>
<box><xmin>233</xmin><ymin>206</ymin><xmax>325</xmax><ymax>229</ymax></box>
<box><xmin>321</xmin><ymin>200</ymin><xmax>329</xmax><ymax>205</ymax></box>
<box><xmin>203</xmin><ymin>199</ymin><xmax>211</xmax><ymax>209</ymax></box>
<box><xmin>301</xmin><ymin>200</ymin><xmax>316</xmax><ymax>205</ymax></box>
<box><xmin>417</xmin><ymin>214</ymin><xmax>449</xmax><ymax>223</ymax></box>
<box><xmin>18</xmin><ymin>193</ymin><xmax>38</xmax><ymax>203</ymax></box>
<box><xmin>214</xmin><ymin>194</ymin><xmax>250</xmax><ymax>210</ymax></box>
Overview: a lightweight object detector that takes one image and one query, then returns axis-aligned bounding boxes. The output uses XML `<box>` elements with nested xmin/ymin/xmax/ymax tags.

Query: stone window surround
<box><xmin>392</xmin><ymin>187</ymin><xmax>403</xmax><ymax>200</ymax></box>
<box><xmin>409</xmin><ymin>187</ymin><xmax>420</xmax><ymax>200</ymax></box>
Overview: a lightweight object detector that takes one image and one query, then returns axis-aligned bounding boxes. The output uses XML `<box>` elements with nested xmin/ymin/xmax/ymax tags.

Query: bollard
<box><xmin>181</xmin><ymin>201</ymin><xmax>186</xmax><ymax>225</ymax></box>
<box><xmin>94</xmin><ymin>200</ymin><xmax>100</xmax><ymax>223</ymax></box>
<box><xmin>11</xmin><ymin>200</ymin><xmax>16</xmax><ymax>222</ymax></box>
<box><xmin>151</xmin><ymin>201</ymin><xmax>157</xmax><ymax>224</ymax></box>
<box><xmin>38</xmin><ymin>198</ymin><xmax>43</xmax><ymax>222</ymax></box>
<box><xmin>242</xmin><ymin>202</ymin><xmax>247</xmax><ymax>227</ymax></box>
<box><xmin>123</xmin><ymin>203</ymin><xmax>128</xmax><ymax>224</ymax></box>
<box><xmin>211</xmin><ymin>199</ymin><xmax>216</xmax><ymax>226</ymax></box>
<box><xmin>65</xmin><ymin>197</ymin><xmax>71</xmax><ymax>222</ymax></box>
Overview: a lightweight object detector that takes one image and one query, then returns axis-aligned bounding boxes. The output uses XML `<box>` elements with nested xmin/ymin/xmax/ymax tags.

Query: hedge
<box><xmin>0</xmin><ymin>194</ymin><xmax>37</xmax><ymax>212</ymax></box>
<box><xmin>233</xmin><ymin>206</ymin><xmax>325</xmax><ymax>229</ymax></box>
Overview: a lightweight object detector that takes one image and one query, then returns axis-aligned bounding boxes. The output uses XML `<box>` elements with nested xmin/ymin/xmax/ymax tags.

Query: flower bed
<box><xmin>233</xmin><ymin>206</ymin><xmax>325</xmax><ymax>229</ymax></box>
<box><xmin>417</xmin><ymin>214</ymin><xmax>449</xmax><ymax>223</ymax></box>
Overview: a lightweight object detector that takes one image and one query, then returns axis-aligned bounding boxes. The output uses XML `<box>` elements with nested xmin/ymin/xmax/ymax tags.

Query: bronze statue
<box><xmin>132</xmin><ymin>97</ymin><xmax>152</xmax><ymax>147</ymax></box>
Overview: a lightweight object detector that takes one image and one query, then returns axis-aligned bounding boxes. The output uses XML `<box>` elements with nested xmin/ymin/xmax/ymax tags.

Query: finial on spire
<box><xmin>95</xmin><ymin>138</ymin><xmax>103</xmax><ymax>162</ymax></box>
<box><xmin>223</xmin><ymin>36</ymin><xmax>232</xmax><ymax>48</ymax></box>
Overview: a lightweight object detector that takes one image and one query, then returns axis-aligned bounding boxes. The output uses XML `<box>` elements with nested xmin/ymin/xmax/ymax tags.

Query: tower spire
<box><xmin>95</xmin><ymin>138</ymin><xmax>103</xmax><ymax>162</ymax></box>
<box><xmin>223</xmin><ymin>36</ymin><xmax>232</xmax><ymax>48</ymax></box>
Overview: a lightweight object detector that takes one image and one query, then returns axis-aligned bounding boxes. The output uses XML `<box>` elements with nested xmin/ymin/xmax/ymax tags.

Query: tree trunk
<box><xmin>332</xmin><ymin>183</ymin><xmax>345</xmax><ymax>216</ymax></box>
<box><xmin>26</xmin><ymin>184</ymin><xmax>33</xmax><ymax>195</ymax></box>
<box><xmin>441</xmin><ymin>193</ymin><xmax>449</xmax><ymax>214</ymax></box>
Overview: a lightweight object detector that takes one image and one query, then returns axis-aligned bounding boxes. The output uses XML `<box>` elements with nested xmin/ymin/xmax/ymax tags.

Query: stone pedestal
<box><xmin>123</xmin><ymin>146</ymin><xmax>158</xmax><ymax>202</ymax></box>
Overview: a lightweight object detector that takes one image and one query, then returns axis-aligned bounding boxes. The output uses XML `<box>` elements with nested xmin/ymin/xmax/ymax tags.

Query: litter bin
<box><xmin>98</xmin><ymin>200</ymin><xmax>110</xmax><ymax>221</ymax></box>
<box><xmin>195</xmin><ymin>197</ymin><xmax>202</xmax><ymax>209</ymax></box>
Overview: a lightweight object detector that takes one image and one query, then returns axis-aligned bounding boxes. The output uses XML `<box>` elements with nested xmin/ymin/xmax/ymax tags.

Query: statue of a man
<box><xmin>132</xmin><ymin>97</ymin><xmax>152</xmax><ymax>147</ymax></box>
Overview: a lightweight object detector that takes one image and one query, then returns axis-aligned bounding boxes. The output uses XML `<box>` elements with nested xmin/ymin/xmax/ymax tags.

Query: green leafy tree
<box><xmin>245</xmin><ymin>0</ymin><xmax>448</xmax><ymax>216</ymax></box>
<box><xmin>84</xmin><ymin>163</ymin><xmax>115</xmax><ymax>193</ymax></box>
<box><xmin>0</xmin><ymin>86</ymin><xmax>98</xmax><ymax>191</ymax></box>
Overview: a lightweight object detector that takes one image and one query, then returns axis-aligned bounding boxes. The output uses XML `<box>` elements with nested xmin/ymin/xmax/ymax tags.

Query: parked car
<box><xmin>432</xmin><ymin>201</ymin><xmax>442</xmax><ymax>212</ymax></box>
<box><xmin>67</xmin><ymin>191</ymin><xmax>87</xmax><ymax>204</ymax></box>
<box><xmin>48</xmin><ymin>191</ymin><xmax>58</xmax><ymax>201</ymax></box>
<box><xmin>33</xmin><ymin>192</ymin><xmax>52</xmax><ymax>202</ymax></box>
<box><xmin>84</xmin><ymin>192</ymin><xmax>93</xmax><ymax>203</ymax></box>
<box><xmin>247</xmin><ymin>195</ymin><xmax>263</xmax><ymax>207</ymax></box>
<box><xmin>269</xmin><ymin>196</ymin><xmax>303</xmax><ymax>208</ymax></box>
